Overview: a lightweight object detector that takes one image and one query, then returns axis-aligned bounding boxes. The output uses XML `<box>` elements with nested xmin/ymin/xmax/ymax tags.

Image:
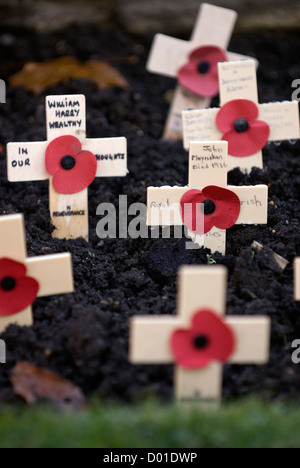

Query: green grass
<box><xmin>0</xmin><ymin>398</ymin><xmax>300</xmax><ymax>448</ymax></box>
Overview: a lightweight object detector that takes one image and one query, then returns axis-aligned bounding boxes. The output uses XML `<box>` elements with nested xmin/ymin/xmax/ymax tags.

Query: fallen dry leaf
<box><xmin>11</xmin><ymin>361</ymin><xmax>85</xmax><ymax>410</ymax></box>
<box><xmin>10</xmin><ymin>56</ymin><xmax>130</xmax><ymax>94</ymax></box>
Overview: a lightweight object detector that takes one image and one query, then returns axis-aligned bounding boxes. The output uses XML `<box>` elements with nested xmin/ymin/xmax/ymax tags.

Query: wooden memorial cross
<box><xmin>7</xmin><ymin>95</ymin><xmax>127</xmax><ymax>241</ymax></box>
<box><xmin>182</xmin><ymin>60</ymin><xmax>300</xmax><ymax>172</ymax></box>
<box><xmin>130</xmin><ymin>265</ymin><xmax>270</xmax><ymax>406</ymax></box>
<box><xmin>147</xmin><ymin>141</ymin><xmax>268</xmax><ymax>255</ymax></box>
<box><xmin>147</xmin><ymin>3</ymin><xmax>254</xmax><ymax>141</ymax></box>
<box><xmin>0</xmin><ymin>214</ymin><xmax>74</xmax><ymax>333</ymax></box>
<box><xmin>295</xmin><ymin>258</ymin><xmax>300</xmax><ymax>301</ymax></box>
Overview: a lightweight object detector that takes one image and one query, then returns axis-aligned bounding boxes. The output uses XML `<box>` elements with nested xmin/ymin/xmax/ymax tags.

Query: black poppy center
<box><xmin>234</xmin><ymin>118</ymin><xmax>249</xmax><ymax>133</ymax></box>
<box><xmin>201</xmin><ymin>200</ymin><xmax>216</xmax><ymax>215</ymax></box>
<box><xmin>194</xmin><ymin>335</ymin><xmax>210</xmax><ymax>349</ymax></box>
<box><xmin>198</xmin><ymin>61</ymin><xmax>210</xmax><ymax>74</ymax></box>
<box><xmin>1</xmin><ymin>276</ymin><xmax>16</xmax><ymax>292</ymax></box>
<box><xmin>61</xmin><ymin>155</ymin><xmax>76</xmax><ymax>170</ymax></box>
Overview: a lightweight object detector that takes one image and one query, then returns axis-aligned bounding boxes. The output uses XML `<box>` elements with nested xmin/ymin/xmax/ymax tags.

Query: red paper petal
<box><xmin>171</xmin><ymin>329</ymin><xmax>213</xmax><ymax>368</ymax></box>
<box><xmin>216</xmin><ymin>99</ymin><xmax>259</xmax><ymax>133</ymax></box>
<box><xmin>192</xmin><ymin>310</ymin><xmax>235</xmax><ymax>362</ymax></box>
<box><xmin>202</xmin><ymin>186</ymin><xmax>241</xmax><ymax>230</ymax></box>
<box><xmin>45</xmin><ymin>136</ymin><xmax>82</xmax><ymax>175</ymax></box>
<box><xmin>0</xmin><ymin>258</ymin><xmax>26</xmax><ymax>280</ymax></box>
<box><xmin>222</xmin><ymin>121</ymin><xmax>270</xmax><ymax>157</ymax></box>
<box><xmin>170</xmin><ymin>309</ymin><xmax>235</xmax><ymax>369</ymax></box>
<box><xmin>0</xmin><ymin>259</ymin><xmax>40</xmax><ymax>317</ymax></box>
<box><xmin>178</xmin><ymin>46</ymin><xmax>227</xmax><ymax>98</ymax></box>
<box><xmin>189</xmin><ymin>46</ymin><xmax>228</xmax><ymax>67</ymax></box>
<box><xmin>180</xmin><ymin>189</ymin><xmax>213</xmax><ymax>235</ymax></box>
<box><xmin>52</xmin><ymin>150</ymin><xmax>97</xmax><ymax>194</ymax></box>
<box><xmin>180</xmin><ymin>186</ymin><xmax>240</xmax><ymax>235</ymax></box>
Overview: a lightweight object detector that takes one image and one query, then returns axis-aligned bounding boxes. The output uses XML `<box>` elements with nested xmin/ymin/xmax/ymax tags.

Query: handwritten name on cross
<box><xmin>147</xmin><ymin>141</ymin><xmax>268</xmax><ymax>255</ymax></box>
<box><xmin>183</xmin><ymin>60</ymin><xmax>300</xmax><ymax>172</ymax></box>
<box><xmin>130</xmin><ymin>265</ymin><xmax>270</xmax><ymax>407</ymax></box>
<box><xmin>7</xmin><ymin>95</ymin><xmax>127</xmax><ymax>241</ymax></box>
<box><xmin>0</xmin><ymin>214</ymin><xmax>74</xmax><ymax>333</ymax></box>
<box><xmin>147</xmin><ymin>3</ymin><xmax>255</xmax><ymax>141</ymax></box>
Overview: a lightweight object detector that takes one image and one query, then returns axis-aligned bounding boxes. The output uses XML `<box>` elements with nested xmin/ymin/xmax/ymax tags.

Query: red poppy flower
<box><xmin>180</xmin><ymin>185</ymin><xmax>240</xmax><ymax>235</ymax></box>
<box><xmin>216</xmin><ymin>99</ymin><xmax>270</xmax><ymax>157</ymax></box>
<box><xmin>45</xmin><ymin>135</ymin><xmax>97</xmax><ymax>194</ymax></box>
<box><xmin>170</xmin><ymin>309</ymin><xmax>235</xmax><ymax>369</ymax></box>
<box><xmin>0</xmin><ymin>258</ymin><xmax>39</xmax><ymax>317</ymax></box>
<box><xmin>178</xmin><ymin>46</ymin><xmax>227</xmax><ymax>98</ymax></box>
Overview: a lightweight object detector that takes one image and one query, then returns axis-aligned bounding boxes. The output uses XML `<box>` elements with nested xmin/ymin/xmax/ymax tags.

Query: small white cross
<box><xmin>183</xmin><ymin>60</ymin><xmax>300</xmax><ymax>172</ymax></box>
<box><xmin>130</xmin><ymin>265</ymin><xmax>270</xmax><ymax>406</ymax></box>
<box><xmin>7</xmin><ymin>95</ymin><xmax>127</xmax><ymax>241</ymax></box>
<box><xmin>147</xmin><ymin>141</ymin><xmax>268</xmax><ymax>254</ymax></box>
<box><xmin>295</xmin><ymin>258</ymin><xmax>300</xmax><ymax>301</ymax></box>
<box><xmin>0</xmin><ymin>214</ymin><xmax>74</xmax><ymax>333</ymax></box>
<box><xmin>147</xmin><ymin>3</ymin><xmax>255</xmax><ymax>140</ymax></box>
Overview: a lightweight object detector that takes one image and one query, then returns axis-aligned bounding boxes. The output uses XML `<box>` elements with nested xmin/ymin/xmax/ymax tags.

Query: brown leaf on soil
<box><xmin>10</xmin><ymin>361</ymin><xmax>85</xmax><ymax>410</ymax></box>
<box><xmin>9</xmin><ymin>56</ymin><xmax>130</xmax><ymax>94</ymax></box>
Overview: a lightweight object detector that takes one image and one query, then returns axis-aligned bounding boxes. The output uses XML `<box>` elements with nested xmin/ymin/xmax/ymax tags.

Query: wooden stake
<box><xmin>7</xmin><ymin>95</ymin><xmax>127</xmax><ymax>241</ymax></box>
<box><xmin>130</xmin><ymin>265</ymin><xmax>271</xmax><ymax>406</ymax></box>
<box><xmin>0</xmin><ymin>214</ymin><xmax>74</xmax><ymax>332</ymax></box>
<box><xmin>147</xmin><ymin>3</ymin><xmax>256</xmax><ymax>141</ymax></box>
<box><xmin>147</xmin><ymin>141</ymin><xmax>268</xmax><ymax>254</ymax></box>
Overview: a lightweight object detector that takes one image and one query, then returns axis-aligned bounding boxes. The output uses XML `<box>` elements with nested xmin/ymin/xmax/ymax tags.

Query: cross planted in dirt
<box><xmin>147</xmin><ymin>3</ymin><xmax>255</xmax><ymax>140</ymax></box>
<box><xmin>0</xmin><ymin>214</ymin><xmax>74</xmax><ymax>333</ymax></box>
<box><xmin>130</xmin><ymin>265</ymin><xmax>271</xmax><ymax>407</ymax></box>
<box><xmin>7</xmin><ymin>95</ymin><xmax>127</xmax><ymax>241</ymax></box>
<box><xmin>147</xmin><ymin>140</ymin><xmax>268</xmax><ymax>255</ymax></box>
<box><xmin>182</xmin><ymin>60</ymin><xmax>300</xmax><ymax>173</ymax></box>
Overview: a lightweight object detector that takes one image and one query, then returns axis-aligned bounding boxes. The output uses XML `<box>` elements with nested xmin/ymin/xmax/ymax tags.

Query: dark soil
<box><xmin>0</xmin><ymin>25</ymin><xmax>300</xmax><ymax>405</ymax></box>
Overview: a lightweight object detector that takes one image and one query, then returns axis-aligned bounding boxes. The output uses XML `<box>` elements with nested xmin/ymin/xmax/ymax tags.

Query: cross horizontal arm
<box><xmin>147</xmin><ymin>186</ymin><xmax>187</xmax><ymax>226</ymax></box>
<box><xmin>227</xmin><ymin>317</ymin><xmax>271</xmax><ymax>364</ymax></box>
<box><xmin>146</xmin><ymin>36</ymin><xmax>256</xmax><ymax>81</ymax></box>
<box><xmin>26</xmin><ymin>253</ymin><xmax>74</xmax><ymax>297</ymax></box>
<box><xmin>230</xmin><ymin>185</ymin><xmax>268</xmax><ymax>225</ymax></box>
<box><xmin>86</xmin><ymin>137</ymin><xmax>128</xmax><ymax>178</ymax></box>
<box><xmin>130</xmin><ymin>317</ymin><xmax>181</xmax><ymax>364</ymax></box>
<box><xmin>147</xmin><ymin>185</ymin><xmax>268</xmax><ymax>226</ymax></box>
<box><xmin>0</xmin><ymin>214</ymin><xmax>27</xmax><ymax>261</ymax></box>
<box><xmin>130</xmin><ymin>315</ymin><xmax>270</xmax><ymax>365</ymax></box>
<box><xmin>182</xmin><ymin>108</ymin><xmax>221</xmax><ymax>150</ymax></box>
<box><xmin>259</xmin><ymin>102</ymin><xmax>300</xmax><ymax>142</ymax></box>
<box><xmin>146</xmin><ymin>34</ymin><xmax>191</xmax><ymax>78</ymax></box>
<box><xmin>7</xmin><ymin>141</ymin><xmax>49</xmax><ymax>182</ymax></box>
<box><xmin>182</xmin><ymin>102</ymin><xmax>300</xmax><ymax>151</ymax></box>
